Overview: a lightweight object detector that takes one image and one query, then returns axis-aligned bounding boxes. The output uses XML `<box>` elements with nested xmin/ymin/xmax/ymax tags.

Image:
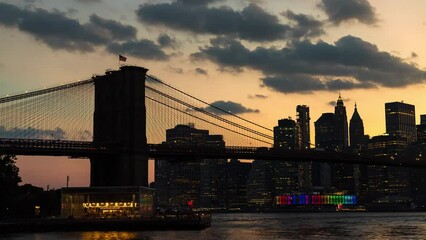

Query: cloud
<box><xmin>192</xmin><ymin>35</ymin><xmax>426</xmax><ymax>93</ymax></box>
<box><xmin>157</xmin><ymin>33</ymin><xmax>176</xmax><ymax>48</ymax></box>
<box><xmin>281</xmin><ymin>10</ymin><xmax>325</xmax><ymax>38</ymax></box>
<box><xmin>411</xmin><ymin>52</ymin><xmax>418</xmax><ymax>58</ymax></box>
<box><xmin>136</xmin><ymin>2</ymin><xmax>324</xmax><ymax>42</ymax></box>
<box><xmin>0</xmin><ymin>3</ymin><xmax>138</xmax><ymax>52</ymax></box>
<box><xmin>107</xmin><ymin>40</ymin><xmax>169</xmax><ymax>60</ymax></box>
<box><xmin>202</xmin><ymin>101</ymin><xmax>260</xmax><ymax>115</ymax></box>
<box><xmin>248</xmin><ymin>94</ymin><xmax>268</xmax><ymax>99</ymax></box>
<box><xmin>176</xmin><ymin>0</ymin><xmax>221</xmax><ymax>5</ymax></box>
<box><xmin>89</xmin><ymin>14</ymin><xmax>137</xmax><ymax>41</ymax></box>
<box><xmin>195</xmin><ymin>67</ymin><xmax>208</xmax><ymax>75</ymax></box>
<box><xmin>319</xmin><ymin>0</ymin><xmax>378</xmax><ymax>25</ymax></box>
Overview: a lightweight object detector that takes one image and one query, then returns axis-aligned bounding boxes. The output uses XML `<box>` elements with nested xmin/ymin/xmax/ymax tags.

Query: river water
<box><xmin>3</xmin><ymin>212</ymin><xmax>426</xmax><ymax>239</ymax></box>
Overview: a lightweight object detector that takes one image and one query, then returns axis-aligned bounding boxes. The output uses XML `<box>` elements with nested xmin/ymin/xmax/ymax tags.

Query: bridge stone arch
<box><xmin>91</xmin><ymin>66</ymin><xmax>148</xmax><ymax>187</ymax></box>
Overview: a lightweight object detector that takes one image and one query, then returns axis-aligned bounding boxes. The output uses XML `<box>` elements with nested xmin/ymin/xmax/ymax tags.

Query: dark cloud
<box><xmin>136</xmin><ymin>2</ymin><xmax>324</xmax><ymax>42</ymax></box>
<box><xmin>320</xmin><ymin>0</ymin><xmax>378</xmax><ymax>25</ymax></box>
<box><xmin>176</xmin><ymin>0</ymin><xmax>221</xmax><ymax>5</ymax></box>
<box><xmin>411</xmin><ymin>52</ymin><xmax>418</xmax><ymax>58</ymax></box>
<box><xmin>195</xmin><ymin>67</ymin><xmax>208</xmax><ymax>75</ymax></box>
<box><xmin>203</xmin><ymin>101</ymin><xmax>260</xmax><ymax>115</ymax></box>
<box><xmin>248</xmin><ymin>94</ymin><xmax>268</xmax><ymax>99</ymax></box>
<box><xmin>157</xmin><ymin>33</ymin><xmax>176</xmax><ymax>48</ymax></box>
<box><xmin>89</xmin><ymin>14</ymin><xmax>137</xmax><ymax>41</ymax></box>
<box><xmin>281</xmin><ymin>10</ymin><xmax>325</xmax><ymax>38</ymax></box>
<box><xmin>192</xmin><ymin>35</ymin><xmax>426</xmax><ymax>93</ymax></box>
<box><xmin>0</xmin><ymin>2</ymin><xmax>138</xmax><ymax>52</ymax></box>
<box><xmin>107</xmin><ymin>40</ymin><xmax>169</xmax><ymax>60</ymax></box>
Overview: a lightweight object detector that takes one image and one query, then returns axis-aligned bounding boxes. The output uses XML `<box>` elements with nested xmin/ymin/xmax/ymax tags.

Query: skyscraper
<box><xmin>334</xmin><ymin>94</ymin><xmax>349</xmax><ymax>149</ymax></box>
<box><xmin>350</xmin><ymin>103</ymin><xmax>367</xmax><ymax>150</ymax></box>
<box><xmin>313</xmin><ymin>113</ymin><xmax>335</xmax><ymax>192</ymax></box>
<box><xmin>385</xmin><ymin>101</ymin><xmax>416</xmax><ymax>143</ymax></box>
<box><xmin>296</xmin><ymin>105</ymin><xmax>312</xmax><ymax>194</ymax></box>
<box><xmin>272</xmin><ymin>118</ymin><xmax>299</xmax><ymax>195</ymax></box>
<box><xmin>296</xmin><ymin>105</ymin><xmax>311</xmax><ymax>150</ymax></box>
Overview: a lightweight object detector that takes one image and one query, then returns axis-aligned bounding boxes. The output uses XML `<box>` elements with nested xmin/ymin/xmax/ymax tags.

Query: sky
<box><xmin>0</xmin><ymin>0</ymin><xmax>425</xmax><ymax>189</ymax></box>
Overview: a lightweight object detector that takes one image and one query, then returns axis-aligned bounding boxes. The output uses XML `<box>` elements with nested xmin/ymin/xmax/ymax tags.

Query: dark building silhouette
<box><xmin>91</xmin><ymin>66</ymin><xmax>149</xmax><ymax>187</ymax></box>
<box><xmin>246</xmin><ymin>159</ymin><xmax>273</xmax><ymax>209</ymax></box>
<box><xmin>272</xmin><ymin>119</ymin><xmax>300</xmax><ymax>195</ymax></box>
<box><xmin>366</xmin><ymin>135</ymin><xmax>410</xmax><ymax>203</ymax></box>
<box><xmin>417</xmin><ymin>114</ymin><xmax>426</xmax><ymax>143</ymax></box>
<box><xmin>385</xmin><ymin>101</ymin><xmax>416</xmax><ymax>143</ymax></box>
<box><xmin>297</xmin><ymin>105</ymin><xmax>311</xmax><ymax>150</ymax></box>
<box><xmin>296</xmin><ymin>105</ymin><xmax>312</xmax><ymax>194</ymax></box>
<box><xmin>226</xmin><ymin>159</ymin><xmax>251</xmax><ymax>210</ymax></box>
<box><xmin>315</xmin><ymin>113</ymin><xmax>336</xmax><ymax>150</ymax></box>
<box><xmin>335</xmin><ymin>94</ymin><xmax>349</xmax><ymax>148</ymax></box>
<box><xmin>313</xmin><ymin>113</ymin><xmax>335</xmax><ymax>192</ymax></box>
<box><xmin>155</xmin><ymin>124</ymin><xmax>227</xmax><ymax>209</ymax></box>
<box><xmin>350</xmin><ymin>103</ymin><xmax>368</xmax><ymax>150</ymax></box>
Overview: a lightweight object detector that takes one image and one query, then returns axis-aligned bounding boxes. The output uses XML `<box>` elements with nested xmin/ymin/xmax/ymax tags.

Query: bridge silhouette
<box><xmin>0</xmin><ymin>66</ymin><xmax>423</xmax><ymax>187</ymax></box>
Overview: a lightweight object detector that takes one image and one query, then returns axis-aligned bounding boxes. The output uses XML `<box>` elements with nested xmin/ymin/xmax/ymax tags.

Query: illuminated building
<box><xmin>385</xmin><ymin>101</ymin><xmax>416</xmax><ymax>143</ymax></box>
<box><xmin>61</xmin><ymin>187</ymin><xmax>154</xmax><ymax>219</ymax></box>
<box><xmin>155</xmin><ymin>124</ymin><xmax>226</xmax><ymax>209</ymax></box>
<box><xmin>275</xmin><ymin>194</ymin><xmax>357</xmax><ymax>206</ymax></box>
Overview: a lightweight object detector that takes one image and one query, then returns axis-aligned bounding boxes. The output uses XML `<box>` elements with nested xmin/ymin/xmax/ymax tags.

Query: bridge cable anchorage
<box><xmin>145</xmin><ymin>96</ymin><xmax>273</xmax><ymax>145</ymax></box>
<box><xmin>145</xmin><ymin>85</ymin><xmax>273</xmax><ymax>141</ymax></box>
<box><xmin>147</xmin><ymin>75</ymin><xmax>272</xmax><ymax>132</ymax></box>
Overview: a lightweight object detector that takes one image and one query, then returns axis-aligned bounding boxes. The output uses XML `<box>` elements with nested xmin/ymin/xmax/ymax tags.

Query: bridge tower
<box><xmin>91</xmin><ymin>66</ymin><xmax>148</xmax><ymax>187</ymax></box>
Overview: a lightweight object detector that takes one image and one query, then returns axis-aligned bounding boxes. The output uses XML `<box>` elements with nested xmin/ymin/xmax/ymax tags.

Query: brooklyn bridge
<box><xmin>0</xmin><ymin>66</ymin><xmax>424</xmax><ymax>187</ymax></box>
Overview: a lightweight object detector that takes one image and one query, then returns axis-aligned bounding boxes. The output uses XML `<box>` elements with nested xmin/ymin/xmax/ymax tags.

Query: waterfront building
<box><xmin>385</xmin><ymin>101</ymin><xmax>416</xmax><ymax>143</ymax></box>
<box><xmin>61</xmin><ymin>186</ymin><xmax>154</xmax><ymax>219</ymax></box>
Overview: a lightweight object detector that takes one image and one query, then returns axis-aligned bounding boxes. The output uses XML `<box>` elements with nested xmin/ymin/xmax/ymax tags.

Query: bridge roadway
<box><xmin>0</xmin><ymin>138</ymin><xmax>424</xmax><ymax>167</ymax></box>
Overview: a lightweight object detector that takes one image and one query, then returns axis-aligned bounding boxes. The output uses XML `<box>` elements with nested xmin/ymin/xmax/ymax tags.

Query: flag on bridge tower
<box><xmin>119</xmin><ymin>55</ymin><xmax>127</xmax><ymax>62</ymax></box>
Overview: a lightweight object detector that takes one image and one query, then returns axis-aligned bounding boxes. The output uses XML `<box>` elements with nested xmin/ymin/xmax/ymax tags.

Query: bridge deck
<box><xmin>0</xmin><ymin>138</ymin><xmax>424</xmax><ymax>167</ymax></box>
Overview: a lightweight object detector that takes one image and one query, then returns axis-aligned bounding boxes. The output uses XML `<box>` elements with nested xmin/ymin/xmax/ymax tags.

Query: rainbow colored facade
<box><xmin>276</xmin><ymin>195</ymin><xmax>357</xmax><ymax>205</ymax></box>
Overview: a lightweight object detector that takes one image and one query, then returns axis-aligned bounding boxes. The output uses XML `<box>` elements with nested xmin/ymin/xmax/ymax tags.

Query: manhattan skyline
<box><xmin>0</xmin><ymin>0</ymin><xmax>425</xmax><ymax>188</ymax></box>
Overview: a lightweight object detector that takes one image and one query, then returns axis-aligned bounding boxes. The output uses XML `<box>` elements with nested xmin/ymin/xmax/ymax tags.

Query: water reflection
<box><xmin>80</xmin><ymin>232</ymin><xmax>141</xmax><ymax>240</ymax></box>
<box><xmin>3</xmin><ymin>213</ymin><xmax>426</xmax><ymax>240</ymax></box>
